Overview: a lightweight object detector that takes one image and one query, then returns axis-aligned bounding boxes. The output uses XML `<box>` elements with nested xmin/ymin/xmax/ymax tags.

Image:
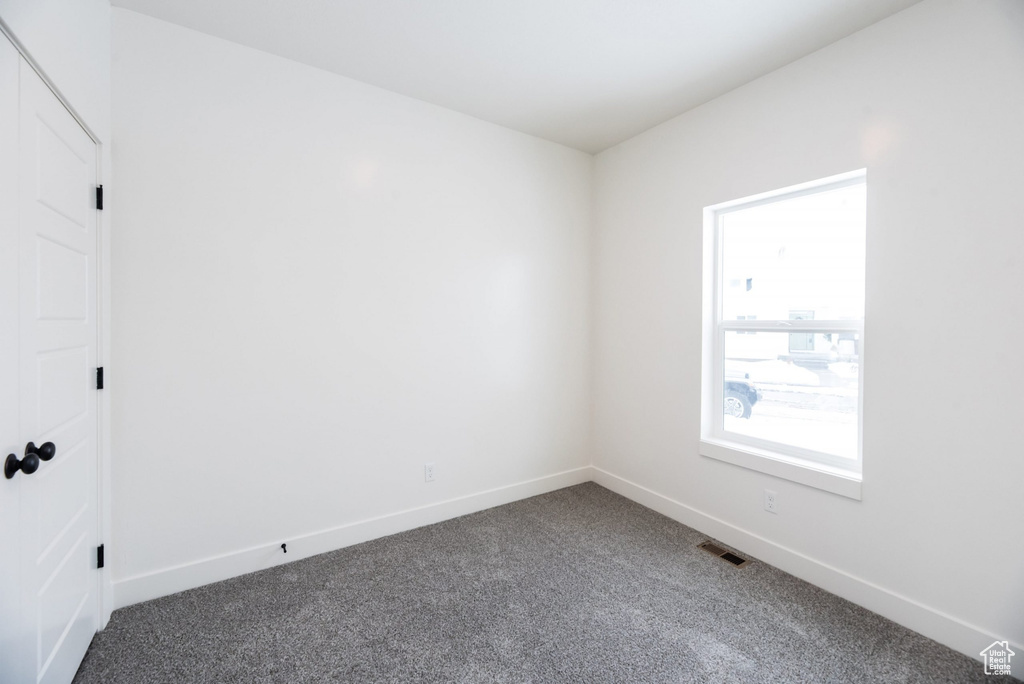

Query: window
<box><xmin>700</xmin><ymin>170</ymin><xmax>866</xmax><ymax>498</ymax></box>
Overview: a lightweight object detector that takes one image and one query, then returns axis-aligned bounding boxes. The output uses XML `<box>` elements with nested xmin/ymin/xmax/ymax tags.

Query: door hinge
<box><xmin>96</xmin><ymin>367</ymin><xmax>104</xmax><ymax>390</ymax></box>
<box><xmin>97</xmin><ymin>544</ymin><xmax>105</xmax><ymax>569</ymax></box>
<box><xmin>96</xmin><ymin>185</ymin><xmax>103</xmax><ymax>210</ymax></box>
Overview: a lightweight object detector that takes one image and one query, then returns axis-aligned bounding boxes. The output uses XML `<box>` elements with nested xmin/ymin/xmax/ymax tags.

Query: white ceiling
<box><xmin>111</xmin><ymin>0</ymin><xmax>922</xmax><ymax>153</ymax></box>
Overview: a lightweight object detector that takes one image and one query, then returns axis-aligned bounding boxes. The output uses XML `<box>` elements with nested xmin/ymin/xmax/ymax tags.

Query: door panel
<box><xmin>36</xmin><ymin>442</ymin><xmax>89</xmax><ymax>562</ymax></box>
<box><xmin>37</xmin><ymin>533</ymin><xmax>90</xmax><ymax>678</ymax></box>
<box><xmin>36</xmin><ymin>348</ymin><xmax>90</xmax><ymax>434</ymax></box>
<box><xmin>34</xmin><ymin>119</ymin><xmax>91</xmax><ymax>232</ymax></box>
<box><xmin>37</xmin><ymin>237</ymin><xmax>89</xmax><ymax>320</ymax></box>
<box><xmin>17</xmin><ymin>55</ymin><xmax>99</xmax><ymax>684</ymax></box>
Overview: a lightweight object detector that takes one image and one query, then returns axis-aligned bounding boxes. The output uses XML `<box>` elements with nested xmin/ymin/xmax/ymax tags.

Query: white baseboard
<box><xmin>590</xmin><ymin>466</ymin><xmax>1016</xmax><ymax>664</ymax></box>
<box><xmin>113</xmin><ymin>466</ymin><xmax>592</xmax><ymax>609</ymax></box>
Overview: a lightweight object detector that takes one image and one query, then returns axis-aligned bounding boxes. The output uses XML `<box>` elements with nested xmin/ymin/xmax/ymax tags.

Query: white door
<box><xmin>0</xmin><ymin>37</ymin><xmax>100</xmax><ymax>684</ymax></box>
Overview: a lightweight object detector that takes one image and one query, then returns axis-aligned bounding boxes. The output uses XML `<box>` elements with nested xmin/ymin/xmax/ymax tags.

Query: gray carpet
<box><xmin>74</xmin><ymin>483</ymin><xmax>1001</xmax><ymax>683</ymax></box>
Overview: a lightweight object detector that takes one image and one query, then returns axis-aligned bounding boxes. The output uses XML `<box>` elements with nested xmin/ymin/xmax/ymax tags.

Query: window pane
<box><xmin>723</xmin><ymin>331</ymin><xmax>859</xmax><ymax>460</ymax></box>
<box><xmin>721</xmin><ymin>183</ymin><xmax>865</xmax><ymax>322</ymax></box>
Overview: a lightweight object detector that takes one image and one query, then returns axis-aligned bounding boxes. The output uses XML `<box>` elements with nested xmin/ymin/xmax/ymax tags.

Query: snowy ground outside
<box><xmin>724</xmin><ymin>360</ymin><xmax>859</xmax><ymax>460</ymax></box>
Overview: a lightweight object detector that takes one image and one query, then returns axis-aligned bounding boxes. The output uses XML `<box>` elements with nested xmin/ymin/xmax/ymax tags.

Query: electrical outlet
<box><xmin>424</xmin><ymin>463</ymin><xmax>435</xmax><ymax>482</ymax></box>
<box><xmin>764</xmin><ymin>489</ymin><xmax>778</xmax><ymax>514</ymax></box>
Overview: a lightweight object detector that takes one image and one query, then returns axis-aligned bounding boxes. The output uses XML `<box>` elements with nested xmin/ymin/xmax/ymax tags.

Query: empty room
<box><xmin>1</xmin><ymin>0</ymin><xmax>1022</xmax><ymax>681</ymax></box>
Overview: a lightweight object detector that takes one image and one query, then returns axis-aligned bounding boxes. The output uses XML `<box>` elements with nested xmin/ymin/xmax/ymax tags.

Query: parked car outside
<box><xmin>725</xmin><ymin>372</ymin><xmax>762</xmax><ymax>419</ymax></box>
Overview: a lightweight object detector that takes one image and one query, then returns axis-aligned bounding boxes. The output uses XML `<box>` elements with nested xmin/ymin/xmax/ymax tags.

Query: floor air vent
<box><xmin>698</xmin><ymin>541</ymin><xmax>750</xmax><ymax>568</ymax></box>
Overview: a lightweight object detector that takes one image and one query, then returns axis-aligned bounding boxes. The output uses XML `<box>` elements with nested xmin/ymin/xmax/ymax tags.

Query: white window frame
<box><xmin>699</xmin><ymin>170</ymin><xmax>866</xmax><ymax>500</ymax></box>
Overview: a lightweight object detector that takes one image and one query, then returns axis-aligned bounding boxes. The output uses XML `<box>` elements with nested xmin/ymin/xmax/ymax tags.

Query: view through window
<box><xmin>705</xmin><ymin>172</ymin><xmax>866</xmax><ymax>473</ymax></box>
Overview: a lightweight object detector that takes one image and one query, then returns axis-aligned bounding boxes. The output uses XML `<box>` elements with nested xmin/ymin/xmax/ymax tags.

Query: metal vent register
<box><xmin>698</xmin><ymin>541</ymin><xmax>750</xmax><ymax>568</ymax></box>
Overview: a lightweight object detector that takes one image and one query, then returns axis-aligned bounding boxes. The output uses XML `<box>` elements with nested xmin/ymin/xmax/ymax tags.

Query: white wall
<box><xmin>13</xmin><ymin>0</ymin><xmax>1017</xmax><ymax>665</ymax></box>
<box><xmin>110</xmin><ymin>9</ymin><xmax>593</xmax><ymax>605</ymax></box>
<box><xmin>592</xmin><ymin>0</ymin><xmax>1023</xmax><ymax>660</ymax></box>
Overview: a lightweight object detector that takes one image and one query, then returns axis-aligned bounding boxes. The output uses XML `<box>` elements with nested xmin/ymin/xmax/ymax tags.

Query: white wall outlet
<box><xmin>764</xmin><ymin>489</ymin><xmax>778</xmax><ymax>514</ymax></box>
<box><xmin>424</xmin><ymin>463</ymin><xmax>435</xmax><ymax>482</ymax></box>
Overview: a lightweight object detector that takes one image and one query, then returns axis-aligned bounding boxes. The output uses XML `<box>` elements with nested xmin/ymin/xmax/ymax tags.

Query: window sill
<box><xmin>699</xmin><ymin>438</ymin><xmax>862</xmax><ymax>500</ymax></box>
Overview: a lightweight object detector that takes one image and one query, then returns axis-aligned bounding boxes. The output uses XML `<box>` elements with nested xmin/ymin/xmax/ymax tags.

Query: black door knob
<box><xmin>5</xmin><ymin>452</ymin><xmax>40</xmax><ymax>479</ymax></box>
<box><xmin>25</xmin><ymin>442</ymin><xmax>56</xmax><ymax>462</ymax></box>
